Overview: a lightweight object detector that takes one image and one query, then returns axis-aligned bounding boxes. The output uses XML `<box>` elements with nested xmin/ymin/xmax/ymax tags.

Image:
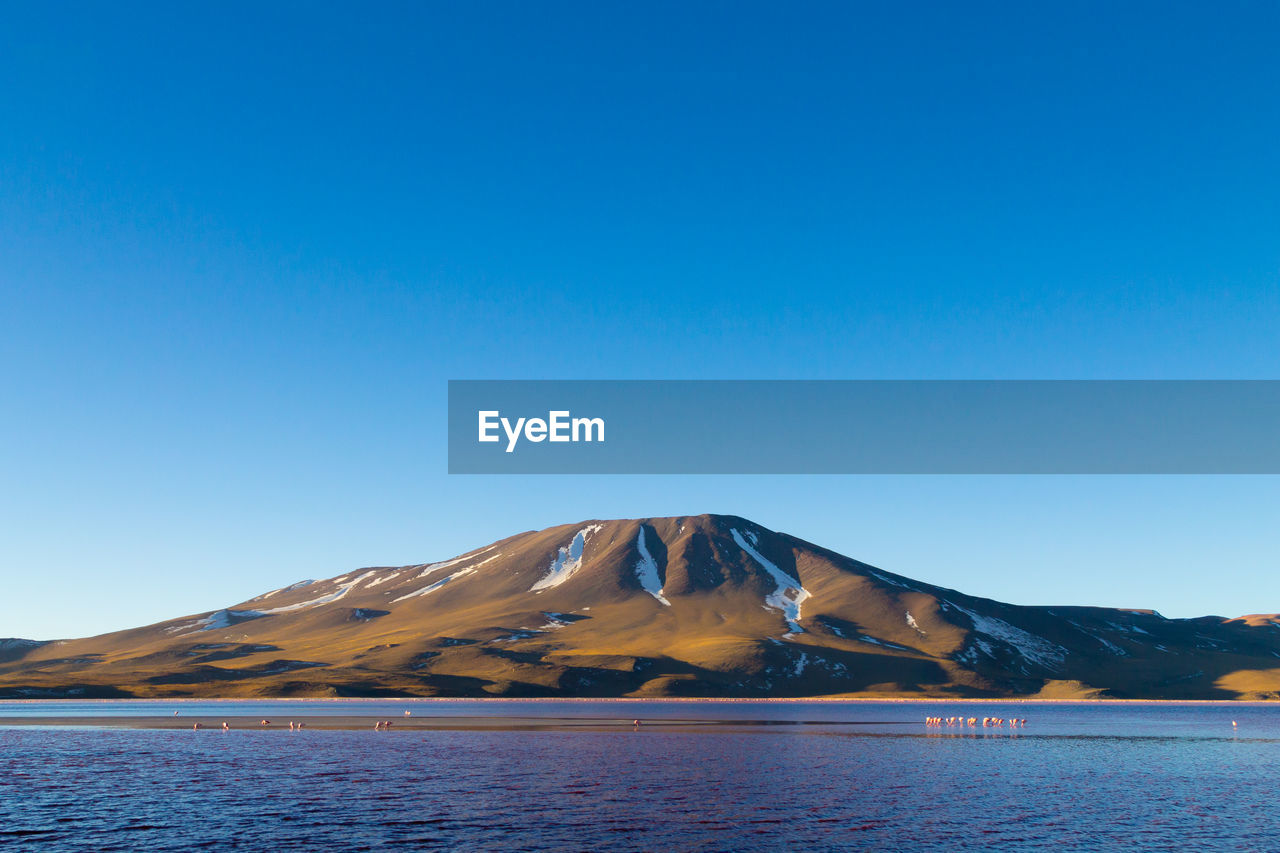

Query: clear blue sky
<box><xmin>2</xmin><ymin>2</ymin><xmax>1277</xmax><ymax>639</ymax></box>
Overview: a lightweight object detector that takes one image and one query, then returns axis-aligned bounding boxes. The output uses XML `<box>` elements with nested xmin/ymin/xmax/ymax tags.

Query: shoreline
<box><xmin>0</xmin><ymin>696</ymin><xmax>1276</xmax><ymax>705</ymax></box>
<box><xmin>0</xmin><ymin>714</ymin><xmax>810</xmax><ymax>731</ymax></box>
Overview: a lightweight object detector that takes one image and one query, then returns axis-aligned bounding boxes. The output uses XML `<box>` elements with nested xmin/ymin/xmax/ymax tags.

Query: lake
<box><xmin>2</xmin><ymin>700</ymin><xmax>1278</xmax><ymax>850</ymax></box>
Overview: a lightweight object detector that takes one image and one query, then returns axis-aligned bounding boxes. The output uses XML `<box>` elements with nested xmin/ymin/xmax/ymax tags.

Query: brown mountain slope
<box><xmin>3</xmin><ymin>514</ymin><xmax>1279</xmax><ymax>699</ymax></box>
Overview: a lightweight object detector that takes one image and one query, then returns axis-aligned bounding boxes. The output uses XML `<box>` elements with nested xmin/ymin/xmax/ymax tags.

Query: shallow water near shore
<box><xmin>3</xmin><ymin>700</ymin><xmax>1279</xmax><ymax>850</ymax></box>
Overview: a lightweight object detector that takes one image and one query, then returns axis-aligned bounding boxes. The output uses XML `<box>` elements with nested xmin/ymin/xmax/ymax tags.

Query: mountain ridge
<box><xmin>3</xmin><ymin>514</ymin><xmax>1279</xmax><ymax>700</ymax></box>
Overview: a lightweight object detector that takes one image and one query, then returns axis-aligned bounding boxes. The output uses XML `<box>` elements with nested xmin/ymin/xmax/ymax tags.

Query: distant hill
<box><xmin>0</xmin><ymin>639</ymin><xmax>48</xmax><ymax>665</ymax></box>
<box><xmin>4</xmin><ymin>514</ymin><xmax>1279</xmax><ymax>699</ymax></box>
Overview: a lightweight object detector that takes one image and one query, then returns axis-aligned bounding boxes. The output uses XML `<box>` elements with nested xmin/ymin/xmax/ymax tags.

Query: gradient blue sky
<box><xmin>2</xmin><ymin>2</ymin><xmax>1277</xmax><ymax>639</ymax></box>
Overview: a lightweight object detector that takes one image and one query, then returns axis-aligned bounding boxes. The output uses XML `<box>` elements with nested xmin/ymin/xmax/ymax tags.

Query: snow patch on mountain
<box><xmin>166</xmin><ymin>609</ymin><xmax>265</xmax><ymax>635</ymax></box>
<box><xmin>865</xmin><ymin>568</ymin><xmax>924</xmax><ymax>593</ymax></box>
<box><xmin>531</xmin><ymin>525</ymin><xmax>603</xmax><ymax>592</ymax></box>
<box><xmin>1091</xmin><ymin>632</ymin><xmax>1129</xmax><ymax>657</ymax></box>
<box><xmin>948</xmin><ymin>603</ymin><xmax>1066</xmax><ymax>670</ymax></box>
<box><xmin>256</xmin><ymin>571</ymin><xmax>377</xmax><ymax>615</ymax></box>
<box><xmin>252</xmin><ymin>579</ymin><xmax>316</xmax><ymax>601</ymax></box>
<box><xmin>791</xmin><ymin>652</ymin><xmax>809</xmax><ymax>676</ymax></box>
<box><xmin>533</xmin><ymin>612</ymin><xmax>577</xmax><ymax>631</ymax></box>
<box><xmin>464</xmin><ymin>553</ymin><xmax>506</xmax><ymax>573</ymax></box>
<box><xmin>634</xmin><ymin>528</ymin><xmax>670</xmax><ymax>606</ymax></box>
<box><xmin>859</xmin><ymin>635</ymin><xmax>913</xmax><ymax>651</ymax></box>
<box><xmin>1107</xmin><ymin>620</ymin><xmax>1150</xmax><ymax>636</ymax></box>
<box><xmin>415</xmin><ymin>545</ymin><xmax>499</xmax><ymax>580</ymax></box>
<box><xmin>391</xmin><ymin>567</ymin><xmax>479</xmax><ymax>602</ymax></box>
<box><xmin>731</xmin><ymin>528</ymin><xmax>810</xmax><ymax>635</ymax></box>
<box><xmin>401</xmin><ymin>553</ymin><xmax>504</xmax><ymax>594</ymax></box>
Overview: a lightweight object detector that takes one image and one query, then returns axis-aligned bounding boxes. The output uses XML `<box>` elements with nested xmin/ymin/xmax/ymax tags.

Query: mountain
<box><xmin>3</xmin><ymin>514</ymin><xmax>1279</xmax><ymax>700</ymax></box>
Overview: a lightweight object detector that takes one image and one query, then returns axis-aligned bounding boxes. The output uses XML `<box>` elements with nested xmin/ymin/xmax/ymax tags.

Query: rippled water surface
<box><xmin>3</xmin><ymin>700</ymin><xmax>1279</xmax><ymax>850</ymax></box>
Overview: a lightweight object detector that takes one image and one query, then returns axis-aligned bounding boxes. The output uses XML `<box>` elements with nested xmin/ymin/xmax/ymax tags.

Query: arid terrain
<box><xmin>3</xmin><ymin>514</ymin><xmax>1279</xmax><ymax>699</ymax></box>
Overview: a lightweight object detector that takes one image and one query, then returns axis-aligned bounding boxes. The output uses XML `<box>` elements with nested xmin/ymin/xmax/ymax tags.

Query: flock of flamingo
<box><xmin>186</xmin><ymin>709</ymin><xmax>423</xmax><ymax>731</ymax></box>
<box><xmin>925</xmin><ymin>716</ymin><xmax>1026</xmax><ymax>728</ymax></box>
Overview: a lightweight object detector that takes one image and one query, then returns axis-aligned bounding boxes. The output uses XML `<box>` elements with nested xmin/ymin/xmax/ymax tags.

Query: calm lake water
<box><xmin>2</xmin><ymin>700</ymin><xmax>1278</xmax><ymax>851</ymax></box>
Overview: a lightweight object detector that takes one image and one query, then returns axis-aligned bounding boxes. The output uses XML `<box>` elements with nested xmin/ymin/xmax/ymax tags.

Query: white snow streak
<box><xmin>415</xmin><ymin>545</ymin><xmax>498</xmax><ymax>579</ymax></box>
<box><xmin>531</xmin><ymin>525</ymin><xmax>603</xmax><ymax>592</ymax></box>
<box><xmin>731</xmin><ymin>528</ymin><xmax>810</xmax><ymax>635</ymax></box>
<box><xmin>859</xmin><ymin>635</ymin><xmax>911</xmax><ymax>651</ymax></box>
<box><xmin>391</xmin><ymin>568</ymin><xmax>477</xmax><ymax>602</ymax></box>
<box><xmin>634</xmin><ymin>528</ymin><xmax>670</xmax><ymax>606</ymax></box>
<box><xmin>533</xmin><ymin>612</ymin><xmax>576</xmax><ymax>631</ymax></box>
<box><xmin>255</xmin><ymin>571</ymin><xmax>377</xmax><ymax>615</ymax></box>
<box><xmin>387</xmin><ymin>554</ymin><xmax>502</xmax><ymax>602</ymax></box>
<box><xmin>252</xmin><ymin>579</ymin><xmax>316</xmax><ymax>601</ymax></box>
<box><xmin>949</xmin><ymin>603</ymin><xmax>1065</xmax><ymax>670</ymax></box>
<box><xmin>166</xmin><ymin>608</ymin><xmax>265</xmax><ymax>635</ymax></box>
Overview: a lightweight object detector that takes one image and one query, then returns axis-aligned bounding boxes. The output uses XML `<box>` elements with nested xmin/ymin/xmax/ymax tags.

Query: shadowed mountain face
<box><xmin>3</xmin><ymin>515</ymin><xmax>1279</xmax><ymax>700</ymax></box>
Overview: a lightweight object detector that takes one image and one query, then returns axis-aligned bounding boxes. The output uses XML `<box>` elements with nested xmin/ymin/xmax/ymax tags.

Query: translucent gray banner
<box><xmin>447</xmin><ymin>380</ymin><xmax>1280</xmax><ymax>474</ymax></box>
